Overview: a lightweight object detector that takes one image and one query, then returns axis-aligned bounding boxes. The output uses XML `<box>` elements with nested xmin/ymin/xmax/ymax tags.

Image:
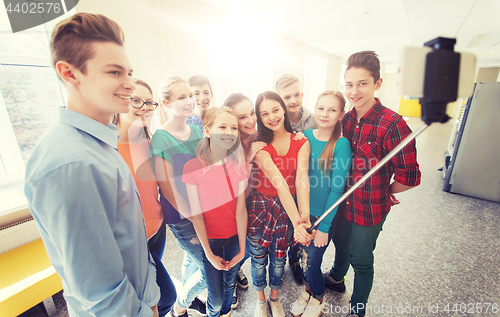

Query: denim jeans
<box><xmin>247</xmin><ymin>220</ymin><xmax>293</xmax><ymax>291</ymax></box>
<box><xmin>300</xmin><ymin>215</ymin><xmax>336</xmax><ymax>300</ymax></box>
<box><xmin>168</xmin><ymin>219</ymin><xmax>207</xmax><ymax>309</ymax></box>
<box><xmin>182</xmin><ymin>252</ymin><xmax>198</xmax><ymax>284</ymax></box>
<box><xmin>148</xmin><ymin>223</ymin><xmax>176</xmax><ymax>316</ymax></box>
<box><xmin>329</xmin><ymin>213</ymin><xmax>387</xmax><ymax>317</ymax></box>
<box><xmin>203</xmin><ymin>234</ymin><xmax>241</xmax><ymax>317</ymax></box>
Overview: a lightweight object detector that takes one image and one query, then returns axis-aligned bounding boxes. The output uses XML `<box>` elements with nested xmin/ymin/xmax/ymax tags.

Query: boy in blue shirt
<box><xmin>24</xmin><ymin>13</ymin><xmax>160</xmax><ymax>317</ymax></box>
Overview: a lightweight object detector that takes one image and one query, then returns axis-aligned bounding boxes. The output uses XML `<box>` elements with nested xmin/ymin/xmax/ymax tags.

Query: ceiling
<box><xmin>200</xmin><ymin>0</ymin><xmax>500</xmax><ymax>69</ymax></box>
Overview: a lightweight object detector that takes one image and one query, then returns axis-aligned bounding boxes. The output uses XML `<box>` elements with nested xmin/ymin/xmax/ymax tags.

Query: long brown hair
<box><xmin>255</xmin><ymin>91</ymin><xmax>293</xmax><ymax>144</ymax></box>
<box><xmin>112</xmin><ymin>78</ymin><xmax>152</xmax><ymax>140</ymax></box>
<box><xmin>316</xmin><ymin>91</ymin><xmax>346</xmax><ymax>174</ymax></box>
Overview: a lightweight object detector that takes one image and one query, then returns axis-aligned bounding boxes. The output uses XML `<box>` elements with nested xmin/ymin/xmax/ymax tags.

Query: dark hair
<box><xmin>188</xmin><ymin>75</ymin><xmax>213</xmax><ymax>93</ymax></box>
<box><xmin>222</xmin><ymin>93</ymin><xmax>251</xmax><ymax>109</ymax></box>
<box><xmin>50</xmin><ymin>12</ymin><xmax>124</xmax><ymax>74</ymax></box>
<box><xmin>346</xmin><ymin>51</ymin><xmax>380</xmax><ymax>83</ymax></box>
<box><xmin>255</xmin><ymin>91</ymin><xmax>293</xmax><ymax>144</ymax></box>
<box><xmin>112</xmin><ymin>78</ymin><xmax>152</xmax><ymax>140</ymax></box>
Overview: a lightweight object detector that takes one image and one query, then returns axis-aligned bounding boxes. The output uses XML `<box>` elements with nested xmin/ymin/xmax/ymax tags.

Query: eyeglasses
<box><xmin>130</xmin><ymin>97</ymin><xmax>158</xmax><ymax>110</ymax></box>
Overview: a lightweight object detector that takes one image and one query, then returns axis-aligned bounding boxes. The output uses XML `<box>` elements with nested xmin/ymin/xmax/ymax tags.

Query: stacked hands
<box><xmin>294</xmin><ymin>216</ymin><xmax>315</xmax><ymax>247</ymax></box>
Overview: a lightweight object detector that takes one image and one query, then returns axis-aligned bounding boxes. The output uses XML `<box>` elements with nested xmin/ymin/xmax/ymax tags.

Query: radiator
<box><xmin>0</xmin><ymin>218</ymin><xmax>41</xmax><ymax>254</ymax></box>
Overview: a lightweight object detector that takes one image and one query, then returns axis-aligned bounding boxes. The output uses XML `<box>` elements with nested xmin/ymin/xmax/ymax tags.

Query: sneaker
<box><xmin>289</xmin><ymin>260</ymin><xmax>303</xmax><ymax>284</ymax></box>
<box><xmin>221</xmin><ymin>311</ymin><xmax>232</xmax><ymax>317</ymax></box>
<box><xmin>291</xmin><ymin>291</ymin><xmax>311</xmax><ymax>316</ymax></box>
<box><xmin>302</xmin><ymin>297</ymin><xmax>326</xmax><ymax>317</ymax></box>
<box><xmin>323</xmin><ymin>272</ymin><xmax>346</xmax><ymax>293</ymax></box>
<box><xmin>346</xmin><ymin>314</ymin><xmax>359</xmax><ymax>317</ymax></box>
<box><xmin>231</xmin><ymin>289</ymin><xmax>238</xmax><ymax>309</ymax></box>
<box><xmin>169</xmin><ymin>309</ymin><xmax>188</xmax><ymax>317</ymax></box>
<box><xmin>267</xmin><ymin>298</ymin><xmax>285</xmax><ymax>317</ymax></box>
<box><xmin>255</xmin><ymin>300</ymin><xmax>268</xmax><ymax>317</ymax></box>
<box><xmin>237</xmin><ymin>268</ymin><xmax>249</xmax><ymax>289</ymax></box>
<box><xmin>188</xmin><ymin>296</ymin><xmax>207</xmax><ymax>316</ymax></box>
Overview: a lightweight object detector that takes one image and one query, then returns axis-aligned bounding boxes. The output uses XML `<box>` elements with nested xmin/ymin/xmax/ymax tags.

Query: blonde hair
<box><xmin>156</xmin><ymin>76</ymin><xmax>188</xmax><ymax>125</ymax></box>
<box><xmin>195</xmin><ymin>107</ymin><xmax>245</xmax><ymax>173</ymax></box>
<box><xmin>275</xmin><ymin>74</ymin><xmax>299</xmax><ymax>94</ymax></box>
<box><xmin>316</xmin><ymin>91</ymin><xmax>346</xmax><ymax>175</ymax></box>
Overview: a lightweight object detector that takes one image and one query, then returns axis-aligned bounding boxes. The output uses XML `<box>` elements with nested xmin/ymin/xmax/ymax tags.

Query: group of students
<box><xmin>25</xmin><ymin>12</ymin><xmax>421</xmax><ymax>317</ymax></box>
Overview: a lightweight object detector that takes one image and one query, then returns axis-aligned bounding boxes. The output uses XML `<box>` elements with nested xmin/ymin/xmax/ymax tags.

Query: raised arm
<box><xmin>254</xmin><ymin>150</ymin><xmax>302</xmax><ymax>227</ymax></box>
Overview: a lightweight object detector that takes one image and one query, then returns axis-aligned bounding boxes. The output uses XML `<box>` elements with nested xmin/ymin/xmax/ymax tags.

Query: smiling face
<box><xmin>259</xmin><ymin>98</ymin><xmax>285</xmax><ymax>132</ymax></box>
<box><xmin>344</xmin><ymin>67</ymin><xmax>382</xmax><ymax>117</ymax></box>
<box><xmin>232</xmin><ymin>99</ymin><xmax>257</xmax><ymax>138</ymax></box>
<box><xmin>165</xmin><ymin>82</ymin><xmax>195</xmax><ymax>118</ymax></box>
<box><xmin>191</xmin><ymin>84</ymin><xmax>212</xmax><ymax>111</ymax></box>
<box><xmin>315</xmin><ymin>94</ymin><xmax>344</xmax><ymax>129</ymax></box>
<box><xmin>122</xmin><ymin>84</ymin><xmax>154</xmax><ymax>127</ymax></box>
<box><xmin>206</xmin><ymin>111</ymin><xmax>239</xmax><ymax>150</ymax></box>
<box><xmin>278</xmin><ymin>81</ymin><xmax>303</xmax><ymax>116</ymax></box>
<box><xmin>74</xmin><ymin>42</ymin><xmax>136</xmax><ymax>124</ymax></box>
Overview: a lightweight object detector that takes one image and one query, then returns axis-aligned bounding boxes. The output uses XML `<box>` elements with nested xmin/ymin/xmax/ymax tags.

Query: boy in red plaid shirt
<box><xmin>323</xmin><ymin>51</ymin><xmax>421</xmax><ymax>317</ymax></box>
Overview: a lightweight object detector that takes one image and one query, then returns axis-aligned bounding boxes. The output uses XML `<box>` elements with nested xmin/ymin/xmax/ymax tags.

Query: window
<box><xmin>0</xmin><ymin>8</ymin><xmax>71</xmax><ymax>188</ymax></box>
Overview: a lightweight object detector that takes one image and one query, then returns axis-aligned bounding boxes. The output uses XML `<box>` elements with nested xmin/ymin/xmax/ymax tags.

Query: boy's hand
<box><xmin>293</xmin><ymin>131</ymin><xmax>306</xmax><ymax>141</ymax></box>
<box><xmin>389</xmin><ymin>193</ymin><xmax>400</xmax><ymax>206</ymax></box>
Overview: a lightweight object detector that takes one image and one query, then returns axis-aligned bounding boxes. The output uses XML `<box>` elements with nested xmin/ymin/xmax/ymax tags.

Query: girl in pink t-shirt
<box><xmin>183</xmin><ymin>107</ymin><xmax>248</xmax><ymax>317</ymax></box>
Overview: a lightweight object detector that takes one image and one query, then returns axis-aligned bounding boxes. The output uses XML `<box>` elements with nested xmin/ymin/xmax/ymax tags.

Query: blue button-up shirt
<box><xmin>25</xmin><ymin>107</ymin><xmax>160</xmax><ymax>317</ymax></box>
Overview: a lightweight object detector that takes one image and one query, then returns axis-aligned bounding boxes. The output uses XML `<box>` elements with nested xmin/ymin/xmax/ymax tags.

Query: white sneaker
<box><xmin>291</xmin><ymin>291</ymin><xmax>311</xmax><ymax>316</ymax></box>
<box><xmin>255</xmin><ymin>300</ymin><xmax>268</xmax><ymax>317</ymax></box>
<box><xmin>267</xmin><ymin>298</ymin><xmax>285</xmax><ymax>317</ymax></box>
<box><xmin>302</xmin><ymin>297</ymin><xmax>326</xmax><ymax>317</ymax></box>
<box><xmin>221</xmin><ymin>311</ymin><xmax>232</xmax><ymax>317</ymax></box>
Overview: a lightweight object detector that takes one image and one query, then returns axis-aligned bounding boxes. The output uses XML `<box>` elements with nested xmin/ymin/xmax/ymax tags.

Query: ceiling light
<box><xmin>465</xmin><ymin>34</ymin><xmax>489</xmax><ymax>48</ymax></box>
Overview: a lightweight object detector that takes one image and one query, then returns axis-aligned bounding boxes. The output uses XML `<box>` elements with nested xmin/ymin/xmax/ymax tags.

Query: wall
<box><xmin>376</xmin><ymin>72</ymin><xmax>401</xmax><ymax>113</ymax></box>
<box><xmin>76</xmin><ymin>0</ymin><xmax>342</xmax><ymax>105</ymax></box>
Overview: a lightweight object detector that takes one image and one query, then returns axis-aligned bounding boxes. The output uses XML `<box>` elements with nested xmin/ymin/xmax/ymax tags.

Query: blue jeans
<box><xmin>182</xmin><ymin>252</ymin><xmax>198</xmax><ymax>285</ymax></box>
<box><xmin>203</xmin><ymin>235</ymin><xmax>241</xmax><ymax>317</ymax></box>
<box><xmin>148</xmin><ymin>223</ymin><xmax>176</xmax><ymax>316</ymax></box>
<box><xmin>168</xmin><ymin>219</ymin><xmax>207</xmax><ymax>309</ymax></box>
<box><xmin>300</xmin><ymin>215</ymin><xmax>335</xmax><ymax>300</ymax></box>
<box><xmin>329</xmin><ymin>213</ymin><xmax>387</xmax><ymax>317</ymax></box>
<box><xmin>247</xmin><ymin>221</ymin><xmax>293</xmax><ymax>291</ymax></box>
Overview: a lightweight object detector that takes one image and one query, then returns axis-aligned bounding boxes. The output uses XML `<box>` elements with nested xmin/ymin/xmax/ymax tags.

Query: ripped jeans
<box><xmin>168</xmin><ymin>219</ymin><xmax>207</xmax><ymax>309</ymax></box>
<box><xmin>247</xmin><ymin>221</ymin><xmax>293</xmax><ymax>291</ymax></box>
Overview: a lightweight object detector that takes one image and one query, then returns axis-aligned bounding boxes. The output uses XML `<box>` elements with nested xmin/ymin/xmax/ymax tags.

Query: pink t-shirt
<box><xmin>183</xmin><ymin>157</ymin><xmax>247</xmax><ymax>239</ymax></box>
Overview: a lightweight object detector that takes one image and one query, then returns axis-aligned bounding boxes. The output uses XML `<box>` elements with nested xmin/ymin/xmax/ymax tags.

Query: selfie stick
<box><xmin>306</xmin><ymin>37</ymin><xmax>463</xmax><ymax>234</ymax></box>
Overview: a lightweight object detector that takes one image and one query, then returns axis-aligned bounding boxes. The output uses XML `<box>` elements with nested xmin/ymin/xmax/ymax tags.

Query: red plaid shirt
<box><xmin>342</xmin><ymin>98</ymin><xmax>421</xmax><ymax>226</ymax></box>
